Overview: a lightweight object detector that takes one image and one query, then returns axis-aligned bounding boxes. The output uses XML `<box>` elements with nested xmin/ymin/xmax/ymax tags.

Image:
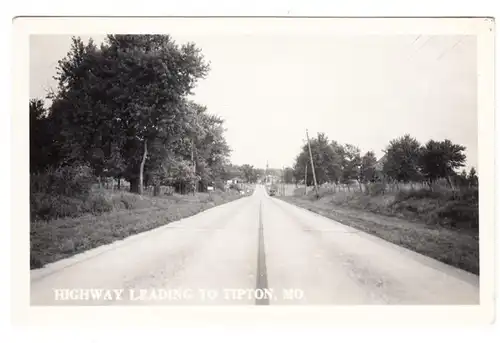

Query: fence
<box><xmin>286</xmin><ymin>178</ymin><xmax>475</xmax><ymax>197</ymax></box>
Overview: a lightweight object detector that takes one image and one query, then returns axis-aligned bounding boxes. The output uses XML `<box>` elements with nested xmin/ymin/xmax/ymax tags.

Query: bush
<box><xmin>88</xmin><ymin>192</ymin><xmax>114</xmax><ymax>213</ymax></box>
<box><xmin>31</xmin><ymin>190</ymin><xmax>116</xmax><ymax>221</ymax></box>
<box><xmin>215</xmin><ymin>180</ymin><xmax>226</xmax><ymax>191</ymax></box>
<box><xmin>367</xmin><ymin>182</ymin><xmax>386</xmax><ymax>196</ymax></box>
<box><xmin>394</xmin><ymin>189</ymin><xmax>444</xmax><ymax>202</ymax></box>
<box><xmin>293</xmin><ymin>187</ymin><xmax>307</xmax><ymax>197</ymax></box>
<box><xmin>112</xmin><ymin>192</ymin><xmax>153</xmax><ymax>210</ymax></box>
<box><xmin>31</xmin><ymin>193</ymin><xmax>87</xmax><ymax>220</ymax></box>
<box><xmin>229</xmin><ymin>183</ymin><xmax>242</xmax><ymax>192</ymax></box>
<box><xmin>31</xmin><ymin>164</ymin><xmax>96</xmax><ymax>197</ymax></box>
<box><xmin>162</xmin><ymin>186</ymin><xmax>175</xmax><ymax>196</ymax></box>
<box><xmin>390</xmin><ymin>188</ymin><xmax>478</xmax><ymax>232</ymax></box>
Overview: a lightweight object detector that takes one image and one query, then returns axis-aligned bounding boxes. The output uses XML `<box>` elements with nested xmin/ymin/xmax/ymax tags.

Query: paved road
<box><xmin>30</xmin><ymin>185</ymin><xmax>479</xmax><ymax>305</ymax></box>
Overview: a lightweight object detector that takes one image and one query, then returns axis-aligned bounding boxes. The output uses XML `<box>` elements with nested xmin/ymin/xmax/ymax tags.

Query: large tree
<box><xmin>50</xmin><ymin>35</ymin><xmax>210</xmax><ymax>194</ymax></box>
<box><xmin>383</xmin><ymin>134</ymin><xmax>422</xmax><ymax>183</ymax></box>
<box><xmin>419</xmin><ymin>139</ymin><xmax>466</xmax><ymax>187</ymax></box>
<box><xmin>293</xmin><ymin>133</ymin><xmax>343</xmax><ymax>185</ymax></box>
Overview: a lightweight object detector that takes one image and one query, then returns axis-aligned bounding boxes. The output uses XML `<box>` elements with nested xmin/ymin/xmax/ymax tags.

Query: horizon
<box><xmin>30</xmin><ymin>34</ymin><xmax>477</xmax><ymax>171</ymax></box>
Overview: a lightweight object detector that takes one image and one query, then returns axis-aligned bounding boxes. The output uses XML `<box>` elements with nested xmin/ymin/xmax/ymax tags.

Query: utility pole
<box><xmin>304</xmin><ymin>162</ymin><xmax>308</xmax><ymax>195</ymax></box>
<box><xmin>282</xmin><ymin>166</ymin><xmax>285</xmax><ymax>196</ymax></box>
<box><xmin>306</xmin><ymin>129</ymin><xmax>319</xmax><ymax>198</ymax></box>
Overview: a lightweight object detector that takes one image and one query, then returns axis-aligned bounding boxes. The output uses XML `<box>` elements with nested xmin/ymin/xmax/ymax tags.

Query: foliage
<box><xmin>340</xmin><ymin>143</ymin><xmax>362</xmax><ymax>184</ymax></box>
<box><xmin>383</xmin><ymin>134</ymin><xmax>422</xmax><ymax>183</ymax></box>
<box><xmin>30</xmin><ymin>34</ymin><xmax>236</xmax><ymax>196</ymax></box>
<box><xmin>293</xmin><ymin>133</ymin><xmax>343</xmax><ymax>185</ymax></box>
<box><xmin>240</xmin><ymin>164</ymin><xmax>258</xmax><ymax>183</ymax></box>
<box><xmin>31</xmin><ymin>164</ymin><xmax>96</xmax><ymax>197</ymax></box>
<box><xmin>419</xmin><ymin>139</ymin><xmax>466</xmax><ymax>184</ymax></box>
<box><xmin>360</xmin><ymin>151</ymin><xmax>377</xmax><ymax>184</ymax></box>
<box><xmin>46</xmin><ymin>35</ymin><xmax>211</xmax><ymax>193</ymax></box>
<box><xmin>283</xmin><ymin>167</ymin><xmax>295</xmax><ymax>183</ymax></box>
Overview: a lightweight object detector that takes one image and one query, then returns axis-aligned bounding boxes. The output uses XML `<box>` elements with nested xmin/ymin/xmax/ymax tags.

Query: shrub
<box><xmin>229</xmin><ymin>183</ymin><xmax>242</xmax><ymax>192</ymax></box>
<box><xmin>162</xmin><ymin>186</ymin><xmax>175</xmax><ymax>196</ymax></box>
<box><xmin>293</xmin><ymin>187</ymin><xmax>307</xmax><ymax>197</ymax></box>
<box><xmin>367</xmin><ymin>182</ymin><xmax>386</xmax><ymax>196</ymax></box>
<box><xmin>390</xmin><ymin>188</ymin><xmax>478</xmax><ymax>232</ymax></box>
<box><xmin>215</xmin><ymin>180</ymin><xmax>226</xmax><ymax>191</ymax></box>
<box><xmin>114</xmin><ymin>192</ymin><xmax>153</xmax><ymax>210</ymax></box>
<box><xmin>88</xmin><ymin>193</ymin><xmax>114</xmax><ymax>214</ymax></box>
<box><xmin>30</xmin><ymin>193</ymin><xmax>87</xmax><ymax>220</ymax></box>
<box><xmin>31</xmin><ymin>190</ymin><xmax>116</xmax><ymax>221</ymax></box>
<box><xmin>31</xmin><ymin>164</ymin><xmax>96</xmax><ymax>197</ymax></box>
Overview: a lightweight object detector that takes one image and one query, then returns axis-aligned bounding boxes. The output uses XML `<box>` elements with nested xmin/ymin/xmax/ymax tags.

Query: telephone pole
<box><xmin>304</xmin><ymin>162</ymin><xmax>308</xmax><ymax>195</ymax></box>
<box><xmin>306</xmin><ymin>129</ymin><xmax>319</xmax><ymax>198</ymax></box>
<box><xmin>282</xmin><ymin>166</ymin><xmax>285</xmax><ymax>196</ymax></box>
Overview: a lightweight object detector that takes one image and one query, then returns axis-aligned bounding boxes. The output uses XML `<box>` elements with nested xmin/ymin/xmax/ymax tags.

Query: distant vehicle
<box><xmin>269</xmin><ymin>188</ymin><xmax>277</xmax><ymax>196</ymax></box>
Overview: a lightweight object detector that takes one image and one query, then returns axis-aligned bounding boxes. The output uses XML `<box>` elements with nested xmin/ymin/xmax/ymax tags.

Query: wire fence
<box><xmin>273</xmin><ymin>178</ymin><xmax>477</xmax><ymax>197</ymax></box>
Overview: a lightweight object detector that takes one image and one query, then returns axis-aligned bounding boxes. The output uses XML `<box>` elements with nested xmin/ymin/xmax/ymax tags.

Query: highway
<box><xmin>30</xmin><ymin>185</ymin><xmax>479</xmax><ymax>305</ymax></box>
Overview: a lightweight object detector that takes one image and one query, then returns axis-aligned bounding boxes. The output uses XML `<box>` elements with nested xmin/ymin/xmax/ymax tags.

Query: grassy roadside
<box><xmin>30</xmin><ymin>190</ymin><xmax>245</xmax><ymax>269</ymax></box>
<box><xmin>279</xmin><ymin>193</ymin><xmax>479</xmax><ymax>275</ymax></box>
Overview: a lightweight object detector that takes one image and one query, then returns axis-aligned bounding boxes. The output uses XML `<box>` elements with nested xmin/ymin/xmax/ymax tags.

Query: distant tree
<box><xmin>328</xmin><ymin>141</ymin><xmax>345</xmax><ymax>184</ymax></box>
<box><xmin>340</xmin><ymin>144</ymin><xmax>362</xmax><ymax>186</ymax></box>
<box><xmin>359</xmin><ymin>151</ymin><xmax>377</xmax><ymax>184</ymax></box>
<box><xmin>419</xmin><ymin>139</ymin><xmax>466</xmax><ymax>187</ymax></box>
<box><xmin>468</xmin><ymin>167</ymin><xmax>478</xmax><ymax>187</ymax></box>
<box><xmin>452</xmin><ymin>169</ymin><xmax>470</xmax><ymax>189</ymax></box>
<box><xmin>293</xmin><ymin>133</ymin><xmax>343</xmax><ymax>185</ymax></box>
<box><xmin>241</xmin><ymin>164</ymin><xmax>258</xmax><ymax>183</ymax></box>
<box><xmin>383</xmin><ymin>134</ymin><xmax>422</xmax><ymax>183</ymax></box>
<box><xmin>283</xmin><ymin>167</ymin><xmax>294</xmax><ymax>183</ymax></box>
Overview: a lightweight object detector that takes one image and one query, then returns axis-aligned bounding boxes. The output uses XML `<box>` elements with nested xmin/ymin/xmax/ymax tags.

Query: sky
<box><xmin>30</xmin><ymin>34</ymin><xmax>477</xmax><ymax>171</ymax></box>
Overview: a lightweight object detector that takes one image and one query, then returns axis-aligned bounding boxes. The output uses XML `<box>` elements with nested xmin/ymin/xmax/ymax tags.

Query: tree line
<box><xmin>291</xmin><ymin>133</ymin><xmax>478</xmax><ymax>191</ymax></box>
<box><xmin>30</xmin><ymin>35</ymin><xmax>236</xmax><ymax>195</ymax></box>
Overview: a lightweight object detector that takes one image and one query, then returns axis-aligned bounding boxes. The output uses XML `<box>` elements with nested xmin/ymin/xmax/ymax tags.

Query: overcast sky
<box><xmin>30</xmin><ymin>34</ymin><xmax>477</xmax><ymax>170</ymax></box>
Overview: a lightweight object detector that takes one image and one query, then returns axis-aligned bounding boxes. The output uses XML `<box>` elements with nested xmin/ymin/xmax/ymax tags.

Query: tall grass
<box><xmin>297</xmin><ymin>185</ymin><xmax>478</xmax><ymax>233</ymax></box>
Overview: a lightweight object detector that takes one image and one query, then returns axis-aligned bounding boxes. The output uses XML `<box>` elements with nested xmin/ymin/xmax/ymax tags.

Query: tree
<box><xmin>468</xmin><ymin>167</ymin><xmax>478</xmax><ymax>187</ymax></box>
<box><xmin>419</xmin><ymin>139</ymin><xmax>467</xmax><ymax>187</ymax></box>
<box><xmin>30</xmin><ymin>98</ymin><xmax>47</xmax><ymax>172</ymax></box>
<box><xmin>241</xmin><ymin>164</ymin><xmax>258</xmax><ymax>183</ymax></box>
<box><xmin>30</xmin><ymin>98</ymin><xmax>64</xmax><ymax>173</ymax></box>
<box><xmin>383</xmin><ymin>134</ymin><xmax>422</xmax><ymax>184</ymax></box>
<box><xmin>293</xmin><ymin>133</ymin><xmax>342</xmax><ymax>185</ymax></box>
<box><xmin>360</xmin><ymin>151</ymin><xmax>377</xmax><ymax>184</ymax></box>
<box><xmin>50</xmin><ymin>35</ymin><xmax>210</xmax><ymax>194</ymax></box>
<box><xmin>283</xmin><ymin>167</ymin><xmax>294</xmax><ymax>184</ymax></box>
<box><xmin>340</xmin><ymin>144</ymin><xmax>362</xmax><ymax>187</ymax></box>
<box><xmin>328</xmin><ymin>141</ymin><xmax>345</xmax><ymax>184</ymax></box>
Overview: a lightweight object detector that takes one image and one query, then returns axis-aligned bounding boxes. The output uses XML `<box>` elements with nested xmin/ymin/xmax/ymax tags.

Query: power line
<box><xmin>436</xmin><ymin>38</ymin><xmax>463</xmax><ymax>61</ymax></box>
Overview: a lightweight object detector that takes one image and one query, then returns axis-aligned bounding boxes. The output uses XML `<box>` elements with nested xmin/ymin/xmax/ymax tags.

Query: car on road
<box><xmin>269</xmin><ymin>188</ymin><xmax>276</xmax><ymax>196</ymax></box>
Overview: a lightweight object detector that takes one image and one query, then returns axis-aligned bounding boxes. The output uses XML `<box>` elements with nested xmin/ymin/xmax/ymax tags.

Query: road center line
<box><xmin>255</xmin><ymin>200</ymin><xmax>269</xmax><ymax>305</ymax></box>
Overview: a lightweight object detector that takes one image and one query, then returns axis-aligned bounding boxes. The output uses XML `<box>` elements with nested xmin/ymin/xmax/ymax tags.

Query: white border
<box><xmin>12</xmin><ymin>17</ymin><xmax>495</xmax><ymax>327</ymax></box>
